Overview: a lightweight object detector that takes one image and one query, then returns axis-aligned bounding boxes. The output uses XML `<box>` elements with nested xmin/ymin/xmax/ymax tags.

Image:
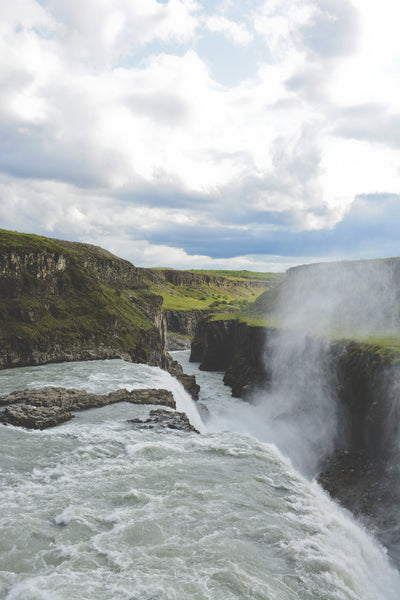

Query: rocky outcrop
<box><xmin>129</xmin><ymin>408</ymin><xmax>199</xmax><ymax>434</ymax></box>
<box><xmin>0</xmin><ymin>386</ymin><xmax>175</xmax><ymax>429</ymax></box>
<box><xmin>0</xmin><ymin>230</ymin><xmax>168</xmax><ymax>370</ymax></box>
<box><xmin>165</xmin><ymin>355</ymin><xmax>200</xmax><ymax>400</ymax></box>
<box><xmin>191</xmin><ymin>318</ymin><xmax>270</xmax><ymax>397</ymax></box>
<box><xmin>164</xmin><ymin>309</ymin><xmax>211</xmax><ymax>351</ymax></box>
<box><xmin>165</xmin><ymin>309</ymin><xmax>210</xmax><ymax>338</ymax></box>
<box><xmin>166</xmin><ymin>332</ymin><xmax>192</xmax><ymax>351</ymax></box>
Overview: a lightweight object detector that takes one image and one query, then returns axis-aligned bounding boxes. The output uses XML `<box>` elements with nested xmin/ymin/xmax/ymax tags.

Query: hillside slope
<box><xmin>0</xmin><ymin>230</ymin><xmax>166</xmax><ymax>369</ymax></box>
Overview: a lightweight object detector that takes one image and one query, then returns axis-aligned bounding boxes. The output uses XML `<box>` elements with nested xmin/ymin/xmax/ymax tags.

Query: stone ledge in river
<box><xmin>129</xmin><ymin>408</ymin><xmax>199</xmax><ymax>434</ymax></box>
<box><xmin>165</xmin><ymin>355</ymin><xmax>200</xmax><ymax>400</ymax></box>
<box><xmin>0</xmin><ymin>387</ymin><xmax>176</xmax><ymax>429</ymax></box>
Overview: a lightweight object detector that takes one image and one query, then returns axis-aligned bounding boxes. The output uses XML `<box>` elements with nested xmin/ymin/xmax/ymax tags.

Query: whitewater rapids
<box><xmin>0</xmin><ymin>356</ymin><xmax>399</xmax><ymax>600</ymax></box>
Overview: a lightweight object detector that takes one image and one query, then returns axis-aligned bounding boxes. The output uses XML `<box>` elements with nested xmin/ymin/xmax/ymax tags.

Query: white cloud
<box><xmin>90</xmin><ymin>233</ymin><xmax>299</xmax><ymax>272</ymax></box>
<box><xmin>206</xmin><ymin>15</ymin><xmax>253</xmax><ymax>45</ymax></box>
<box><xmin>44</xmin><ymin>0</ymin><xmax>200</xmax><ymax>65</ymax></box>
<box><xmin>1</xmin><ymin>0</ymin><xmax>400</xmax><ymax>268</ymax></box>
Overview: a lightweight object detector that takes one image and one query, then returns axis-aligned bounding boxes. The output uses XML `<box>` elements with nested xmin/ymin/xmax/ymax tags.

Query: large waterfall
<box><xmin>1</xmin><ymin>357</ymin><xmax>399</xmax><ymax>599</ymax></box>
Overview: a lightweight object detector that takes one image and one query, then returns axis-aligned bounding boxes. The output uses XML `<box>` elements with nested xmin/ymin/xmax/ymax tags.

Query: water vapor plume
<box><xmin>256</xmin><ymin>258</ymin><xmax>400</xmax><ymax>477</ymax></box>
<box><xmin>276</xmin><ymin>258</ymin><xmax>400</xmax><ymax>337</ymax></box>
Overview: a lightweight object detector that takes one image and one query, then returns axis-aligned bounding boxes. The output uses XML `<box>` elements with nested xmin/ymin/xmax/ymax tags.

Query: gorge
<box><xmin>1</xmin><ymin>229</ymin><xmax>400</xmax><ymax>598</ymax></box>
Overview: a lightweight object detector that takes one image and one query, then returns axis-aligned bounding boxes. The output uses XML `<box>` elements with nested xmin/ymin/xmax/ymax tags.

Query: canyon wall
<box><xmin>0</xmin><ymin>230</ymin><xmax>167</xmax><ymax>369</ymax></box>
<box><xmin>190</xmin><ymin>315</ymin><xmax>400</xmax><ymax>552</ymax></box>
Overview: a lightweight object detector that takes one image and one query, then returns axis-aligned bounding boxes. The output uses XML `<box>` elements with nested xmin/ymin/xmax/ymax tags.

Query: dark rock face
<box><xmin>328</xmin><ymin>341</ymin><xmax>400</xmax><ymax>461</ymax></box>
<box><xmin>191</xmin><ymin>318</ymin><xmax>400</xmax><ymax>458</ymax></box>
<box><xmin>191</xmin><ymin>318</ymin><xmax>270</xmax><ymax>398</ymax></box>
<box><xmin>190</xmin><ymin>315</ymin><xmax>400</xmax><ymax>562</ymax></box>
<box><xmin>0</xmin><ymin>387</ymin><xmax>175</xmax><ymax>429</ymax></box>
<box><xmin>317</xmin><ymin>449</ymin><xmax>400</xmax><ymax>566</ymax></box>
<box><xmin>165</xmin><ymin>355</ymin><xmax>200</xmax><ymax>400</ymax></box>
<box><xmin>164</xmin><ymin>309</ymin><xmax>211</xmax><ymax>340</ymax></box>
<box><xmin>129</xmin><ymin>408</ymin><xmax>199</xmax><ymax>434</ymax></box>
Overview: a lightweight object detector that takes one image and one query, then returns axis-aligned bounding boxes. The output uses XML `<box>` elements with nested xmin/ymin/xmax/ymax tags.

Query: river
<box><xmin>0</xmin><ymin>353</ymin><xmax>399</xmax><ymax>599</ymax></box>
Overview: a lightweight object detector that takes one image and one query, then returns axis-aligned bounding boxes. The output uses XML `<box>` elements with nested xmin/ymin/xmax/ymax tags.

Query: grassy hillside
<box><xmin>143</xmin><ymin>269</ymin><xmax>282</xmax><ymax>312</ymax></box>
<box><xmin>0</xmin><ymin>230</ymin><xmax>163</xmax><ymax>367</ymax></box>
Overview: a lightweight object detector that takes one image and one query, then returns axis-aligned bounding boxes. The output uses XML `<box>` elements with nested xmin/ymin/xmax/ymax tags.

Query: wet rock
<box><xmin>128</xmin><ymin>409</ymin><xmax>199</xmax><ymax>434</ymax></box>
<box><xmin>1</xmin><ymin>405</ymin><xmax>74</xmax><ymax>430</ymax></box>
<box><xmin>165</xmin><ymin>355</ymin><xmax>200</xmax><ymax>400</ymax></box>
<box><xmin>0</xmin><ymin>387</ymin><xmax>175</xmax><ymax>429</ymax></box>
<box><xmin>317</xmin><ymin>449</ymin><xmax>400</xmax><ymax>566</ymax></box>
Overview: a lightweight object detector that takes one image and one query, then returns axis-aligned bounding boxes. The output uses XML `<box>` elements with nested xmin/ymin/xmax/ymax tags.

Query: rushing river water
<box><xmin>1</xmin><ymin>353</ymin><xmax>399</xmax><ymax>600</ymax></box>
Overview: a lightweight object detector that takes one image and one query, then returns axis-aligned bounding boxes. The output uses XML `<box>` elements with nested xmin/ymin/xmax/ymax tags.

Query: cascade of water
<box><xmin>2</xmin><ymin>357</ymin><xmax>400</xmax><ymax>598</ymax></box>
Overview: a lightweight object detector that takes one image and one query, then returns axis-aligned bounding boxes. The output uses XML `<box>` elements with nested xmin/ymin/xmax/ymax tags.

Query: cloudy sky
<box><xmin>0</xmin><ymin>0</ymin><xmax>399</xmax><ymax>271</ymax></box>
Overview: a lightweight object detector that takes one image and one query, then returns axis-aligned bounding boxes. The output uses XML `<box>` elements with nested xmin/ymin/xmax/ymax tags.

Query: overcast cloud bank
<box><xmin>0</xmin><ymin>0</ymin><xmax>399</xmax><ymax>270</ymax></box>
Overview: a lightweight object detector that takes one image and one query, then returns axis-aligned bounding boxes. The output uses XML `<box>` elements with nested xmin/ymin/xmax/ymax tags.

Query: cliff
<box><xmin>141</xmin><ymin>268</ymin><xmax>281</xmax><ymax>350</ymax></box>
<box><xmin>190</xmin><ymin>316</ymin><xmax>271</xmax><ymax>396</ymax></box>
<box><xmin>0</xmin><ymin>230</ymin><xmax>167</xmax><ymax>369</ymax></box>
<box><xmin>190</xmin><ymin>314</ymin><xmax>400</xmax><ymax>560</ymax></box>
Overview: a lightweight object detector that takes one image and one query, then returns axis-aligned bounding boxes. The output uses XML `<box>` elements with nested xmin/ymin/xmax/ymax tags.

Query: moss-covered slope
<box><xmin>0</xmin><ymin>230</ymin><xmax>166</xmax><ymax>369</ymax></box>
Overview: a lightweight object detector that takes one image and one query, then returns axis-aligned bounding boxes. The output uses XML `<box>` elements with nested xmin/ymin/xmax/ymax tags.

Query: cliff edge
<box><xmin>0</xmin><ymin>230</ymin><xmax>167</xmax><ymax>369</ymax></box>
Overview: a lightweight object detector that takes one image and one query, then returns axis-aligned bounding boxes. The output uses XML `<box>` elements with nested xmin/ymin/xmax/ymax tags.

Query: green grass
<box><xmin>146</xmin><ymin>273</ymin><xmax>274</xmax><ymax>312</ymax></box>
<box><xmin>186</xmin><ymin>269</ymin><xmax>284</xmax><ymax>282</ymax></box>
<box><xmin>0</xmin><ymin>229</ymin><xmax>62</xmax><ymax>251</ymax></box>
<box><xmin>330</xmin><ymin>333</ymin><xmax>400</xmax><ymax>352</ymax></box>
<box><xmin>157</xmin><ymin>292</ymin><xmax>211</xmax><ymax>311</ymax></box>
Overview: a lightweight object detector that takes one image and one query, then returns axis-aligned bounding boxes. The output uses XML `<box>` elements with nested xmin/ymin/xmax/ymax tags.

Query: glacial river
<box><xmin>0</xmin><ymin>353</ymin><xmax>399</xmax><ymax>599</ymax></box>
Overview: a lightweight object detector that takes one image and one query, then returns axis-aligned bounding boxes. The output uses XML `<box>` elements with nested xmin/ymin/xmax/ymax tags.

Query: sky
<box><xmin>0</xmin><ymin>0</ymin><xmax>399</xmax><ymax>272</ymax></box>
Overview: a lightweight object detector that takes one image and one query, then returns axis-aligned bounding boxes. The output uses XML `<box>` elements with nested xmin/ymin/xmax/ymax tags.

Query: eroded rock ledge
<box><xmin>0</xmin><ymin>387</ymin><xmax>175</xmax><ymax>430</ymax></box>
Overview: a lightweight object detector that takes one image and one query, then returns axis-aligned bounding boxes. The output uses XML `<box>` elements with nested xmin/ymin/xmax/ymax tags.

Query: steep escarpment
<box><xmin>190</xmin><ymin>317</ymin><xmax>271</xmax><ymax>397</ymax></box>
<box><xmin>191</xmin><ymin>315</ymin><xmax>400</xmax><ymax>459</ymax></box>
<box><xmin>164</xmin><ymin>308</ymin><xmax>211</xmax><ymax>350</ymax></box>
<box><xmin>191</xmin><ymin>312</ymin><xmax>400</xmax><ymax>559</ymax></box>
<box><xmin>143</xmin><ymin>268</ymin><xmax>275</xmax><ymax>291</ymax></box>
<box><xmin>0</xmin><ymin>230</ymin><xmax>167</xmax><ymax>369</ymax></box>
